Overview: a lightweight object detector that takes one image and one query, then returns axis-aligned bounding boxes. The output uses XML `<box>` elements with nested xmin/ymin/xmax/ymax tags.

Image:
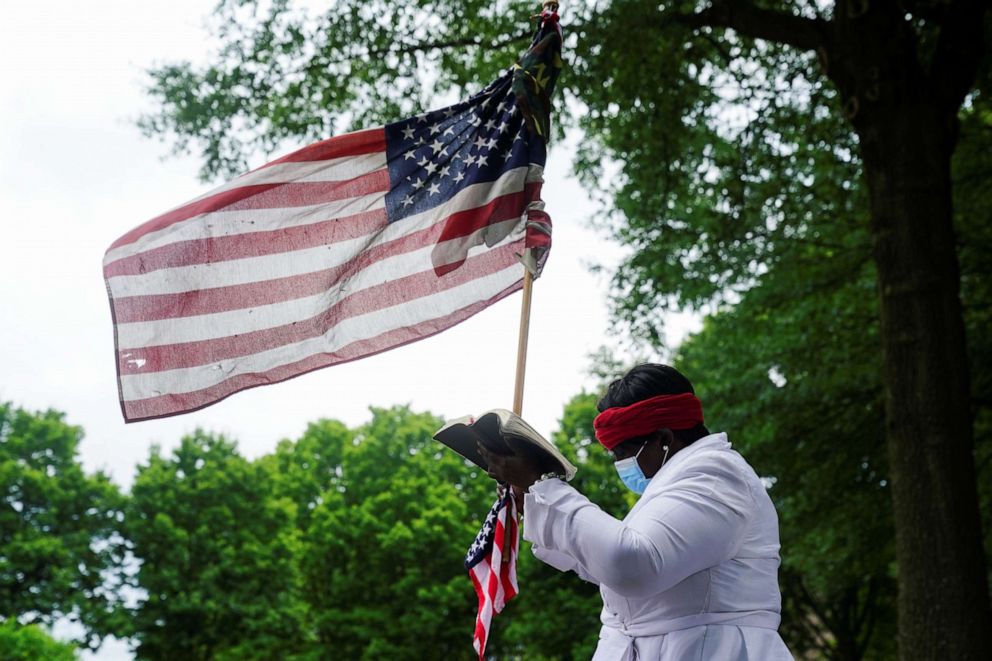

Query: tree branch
<box><xmin>388</xmin><ymin>29</ymin><xmax>533</xmax><ymax>58</ymax></box>
<box><xmin>669</xmin><ymin>0</ymin><xmax>828</xmax><ymax>52</ymax></box>
<box><xmin>930</xmin><ymin>0</ymin><xmax>991</xmax><ymax>111</ymax></box>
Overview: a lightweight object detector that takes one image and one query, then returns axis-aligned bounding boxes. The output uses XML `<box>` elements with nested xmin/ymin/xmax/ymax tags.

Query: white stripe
<box><xmin>180</xmin><ymin>151</ymin><xmax>388</xmax><ymax>207</ymax></box>
<box><xmin>114</xmin><ymin>219</ymin><xmax>523</xmax><ymax>349</ymax></box>
<box><xmin>106</xmin><ymin>165</ymin><xmax>537</xmax><ymax>296</ymax></box>
<box><xmin>119</xmin><ymin>264</ymin><xmax>523</xmax><ymax>400</ymax></box>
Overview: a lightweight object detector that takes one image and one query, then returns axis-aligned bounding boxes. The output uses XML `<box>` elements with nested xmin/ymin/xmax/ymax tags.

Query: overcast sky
<box><xmin>1</xmin><ymin>2</ymin><xmax>697</xmax><ymax>657</ymax></box>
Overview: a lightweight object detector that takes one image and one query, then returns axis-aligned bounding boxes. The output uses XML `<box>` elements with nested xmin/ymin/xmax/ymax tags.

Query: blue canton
<box><xmin>384</xmin><ymin>73</ymin><xmax>547</xmax><ymax>224</ymax></box>
<box><xmin>464</xmin><ymin>492</ymin><xmax>510</xmax><ymax>570</ymax></box>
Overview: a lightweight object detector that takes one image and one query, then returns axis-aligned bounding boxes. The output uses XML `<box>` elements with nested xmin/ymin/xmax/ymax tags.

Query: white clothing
<box><xmin>523</xmin><ymin>433</ymin><xmax>793</xmax><ymax>660</ymax></box>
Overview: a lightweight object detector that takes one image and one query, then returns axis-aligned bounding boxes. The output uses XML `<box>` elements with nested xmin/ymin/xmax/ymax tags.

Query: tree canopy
<box><xmin>0</xmin><ymin>619</ymin><xmax>78</xmax><ymax>661</ymax></box>
<box><xmin>0</xmin><ymin>403</ymin><xmax>126</xmax><ymax>650</ymax></box>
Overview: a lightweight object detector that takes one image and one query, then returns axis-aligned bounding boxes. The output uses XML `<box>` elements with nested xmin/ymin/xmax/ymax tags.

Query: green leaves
<box><xmin>128</xmin><ymin>431</ymin><xmax>308</xmax><ymax>660</ymax></box>
<box><xmin>0</xmin><ymin>619</ymin><xmax>78</xmax><ymax>661</ymax></box>
<box><xmin>0</xmin><ymin>403</ymin><xmax>126</xmax><ymax>650</ymax></box>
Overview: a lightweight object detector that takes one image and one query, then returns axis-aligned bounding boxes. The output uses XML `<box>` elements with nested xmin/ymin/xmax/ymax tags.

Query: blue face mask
<box><xmin>614</xmin><ymin>442</ymin><xmax>651</xmax><ymax>494</ymax></box>
<box><xmin>614</xmin><ymin>442</ymin><xmax>671</xmax><ymax>494</ymax></box>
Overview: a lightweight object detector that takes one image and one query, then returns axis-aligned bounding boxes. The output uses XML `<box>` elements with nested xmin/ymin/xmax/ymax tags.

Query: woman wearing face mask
<box><xmin>480</xmin><ymin>364</ymin><xmax>793</xmax><ymax>660</ymax></box>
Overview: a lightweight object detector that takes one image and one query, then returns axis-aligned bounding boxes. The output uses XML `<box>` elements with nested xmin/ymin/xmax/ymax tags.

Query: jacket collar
<box><xmin>638</xmin><ymin>432</ymin><xmax>730</xmax><ymax>498</ymax></box>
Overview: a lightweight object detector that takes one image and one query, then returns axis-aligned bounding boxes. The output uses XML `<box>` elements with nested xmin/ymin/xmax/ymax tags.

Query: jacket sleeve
<box><xmin>522</xmin><ymin>453</ymin><xmax>753</xmax><ymax>599</ymax></box>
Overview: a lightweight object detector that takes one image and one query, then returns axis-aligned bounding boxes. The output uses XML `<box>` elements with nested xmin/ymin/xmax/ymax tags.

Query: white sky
<box><xmin>1</xmin><ymin>2</ymin><xmax>697</xmax><ymax>657</ymax></box>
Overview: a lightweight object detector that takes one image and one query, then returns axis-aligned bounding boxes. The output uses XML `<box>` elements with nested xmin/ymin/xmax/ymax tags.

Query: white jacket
<box><xmin>523</xmin><ymin>433</ymin><xmax>793</xmax><ymax>660</ymax></box>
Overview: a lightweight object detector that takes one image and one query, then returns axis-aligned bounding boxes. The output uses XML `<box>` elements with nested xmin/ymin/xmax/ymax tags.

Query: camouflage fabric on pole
<box><xmin>512</xmin><ymin>7</ymin><xmax>563</xmax><ymax>144</ymax></box>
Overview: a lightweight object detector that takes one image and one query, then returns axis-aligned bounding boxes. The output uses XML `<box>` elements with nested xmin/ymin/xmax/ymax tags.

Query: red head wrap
<box><xmin>593</xmin><ymin>393</ymin><xmax>704</xmax><ymax>450</ymax></box>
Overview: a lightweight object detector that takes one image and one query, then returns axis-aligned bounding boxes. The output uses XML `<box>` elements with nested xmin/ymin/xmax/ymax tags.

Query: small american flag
<box><xmin>465</xmin><ymin>488</ymin><xmax>519</xmax><ymax>660</ymax></box>
<box><xmin>103</xmin><ymin>54</ymin><xmax>555</xmax><ymax>422</ymax></box>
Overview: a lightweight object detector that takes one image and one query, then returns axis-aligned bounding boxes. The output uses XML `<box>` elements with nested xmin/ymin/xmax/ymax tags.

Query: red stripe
<box><xmin>261</xmin><ymin>127</ymin><xmax>385</xmax><ymax>166</ymax></box>
<box><xmin>477</xmin><ymin>516</ymin><xmax>504</xmax><ymax>660</ymax></box>
<box><xmin>108</xmin><ymin>128</ymin><xmax>387</xmax><ymax>251</ymax></box>
<box><xmin>218</xmin><ymin>171</ymin><xmax>388</xmax><ymax>212</ymax></box>
<box><xmin>103</xmin><ymin>208</ymin><xmax>388</xmax><ymax>278</ymax></box>
<box><xmin>117</xmin><ymin>242</ymin><xmax>521</xmax><ymax>374</ymax></box>
<box><xmin>500</xmin><ymin>513</ymin><xmax>518</xmax><ymax>601</ymax></box>
<box><xmin>436</xmin><ymin>181</ymin><xmax>542</xmax><ymax>245</ymax></box>
<box><xmin>490</xmin><ymin>515</ymin><xmax>506</xmax><ymax>607</ymax></box>
<box><xmin>110</xmin><ymin>190</ymin><xmax>531</xmax><ymax>323</ymax></box>
<box><xmin>119</xmin><ymin>277</ymin><xmax>523</xmax><ymax>422</ymax></box>
<box><xmin>469</xmin><ymin>565</ymin><xmax>490</xmax><ymax>658</ymax></box>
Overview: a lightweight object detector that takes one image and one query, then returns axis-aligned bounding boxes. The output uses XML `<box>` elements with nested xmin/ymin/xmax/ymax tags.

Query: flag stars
<box><xmin>387</xmin><ymin>86</ymin><xmax>533</xmax><ymax>221</ymax></box>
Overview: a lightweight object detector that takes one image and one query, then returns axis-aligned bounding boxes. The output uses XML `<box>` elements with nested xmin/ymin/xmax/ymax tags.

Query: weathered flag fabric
<box><xmin>465</xmin><ymin>489</ymin><xmax>519</xmax><ymax>660</ymax></box>
<box><xmin>103</xmin><ymin>67</ymin><xmax>554</xmax><ymax>421</ymax></box>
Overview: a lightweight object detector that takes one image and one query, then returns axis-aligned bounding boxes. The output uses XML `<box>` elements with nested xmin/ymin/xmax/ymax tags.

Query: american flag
<box><xmin>103</xmin><ymin>65</ymin><xmax>553</xmax><ymax>422</ymax></box>
<box><xmin>465</xmin><ymin>488</ymin><xmax>519</xmax><ymax>660</ymax></box>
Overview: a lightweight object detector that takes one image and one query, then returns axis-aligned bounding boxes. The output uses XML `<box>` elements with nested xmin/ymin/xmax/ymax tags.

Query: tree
<box><xmin>291</xmin><ymin>406</ymin><xmax>495</xmax><ymax>659</ymax></box>
<box><xmin>127</xmin><ymin>431</ymin><xmax>309</xmax><ymax>660</ymax></box>
<box><xmin>139</xmin><ymin>3</ymin><xmax>992</xmax><ymax>654</ymax></box>
<box><xmin>0</xmin><ymin>619</ymin><xmax>78</xmax><ymax>661</ymax></box>
<box><xmin>0</xmin><ymin>403</ymin><xmax>126</xmax><ymax>650</ymax></box>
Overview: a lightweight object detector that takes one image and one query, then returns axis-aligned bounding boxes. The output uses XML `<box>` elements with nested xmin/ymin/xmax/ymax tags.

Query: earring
<box><xmin>661</xmin><ymin>445</ymin><xmax>670</xmax><ymax>467</ymax></box>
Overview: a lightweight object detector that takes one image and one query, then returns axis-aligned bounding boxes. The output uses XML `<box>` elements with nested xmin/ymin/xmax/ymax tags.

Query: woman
<box><xmin>481</xmin><ymin>364</ymin><xmax>793</xmax><ymax>660</ymax></box>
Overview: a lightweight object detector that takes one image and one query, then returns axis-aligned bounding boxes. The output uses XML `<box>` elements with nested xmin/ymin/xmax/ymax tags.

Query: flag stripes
<box><xmin>117</xmin><ymin>277</ymin><xmax>521</xmax><ymax>420</ymax></box>
<box><xmin>102</xmin><ymin>207</ymin><xmax>388</xmax><ymax>279</ymax></box>
<box><xmin>115</xmin><ymin>241</ymin><xmax>523</xmax><ymax>375</ymax></box>
<box><xmin>107</xmin><ymin>128</ymin><xmax>388</xmax><ymax>253</ymax></box>
<box><xmin>467</xmin><ymin>491</ymin><xmax>519</xmax><ymax>660</ymax></box>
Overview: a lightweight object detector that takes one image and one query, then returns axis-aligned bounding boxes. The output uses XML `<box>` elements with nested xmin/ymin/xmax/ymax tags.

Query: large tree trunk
<box><xmin>857</xmin><ymin>99</ymin><xmax>992</xmax><ymax>658</ymax></box>
<box><xmin>677</xmin><ymin>0</ymin><xmax>992</xmax><ymax>655</ymax></box>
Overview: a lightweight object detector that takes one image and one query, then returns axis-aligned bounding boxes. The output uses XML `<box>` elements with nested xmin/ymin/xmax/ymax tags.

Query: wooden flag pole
<box><xmin>512</xmin><ymin>267</ymin><xmax>535</xmax><ymax>416</ymax></box>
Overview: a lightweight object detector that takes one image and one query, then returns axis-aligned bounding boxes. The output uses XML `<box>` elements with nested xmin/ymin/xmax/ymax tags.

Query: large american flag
<box><xmin>103</xmin><ymin>69</ymin><xmax>551</xmax><ymax>422</ymax></box>
<box><xmin>465</xmin><ymin>489</ymin><xmax>519</xmax><ymax>660</ymax></box>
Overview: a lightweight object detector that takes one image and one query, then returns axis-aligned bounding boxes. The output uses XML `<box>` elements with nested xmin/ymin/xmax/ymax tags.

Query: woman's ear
<box><xmin>656</xmin><ymin>428</ymin><xmax>675</xmax><ymax>448</ymax></box>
